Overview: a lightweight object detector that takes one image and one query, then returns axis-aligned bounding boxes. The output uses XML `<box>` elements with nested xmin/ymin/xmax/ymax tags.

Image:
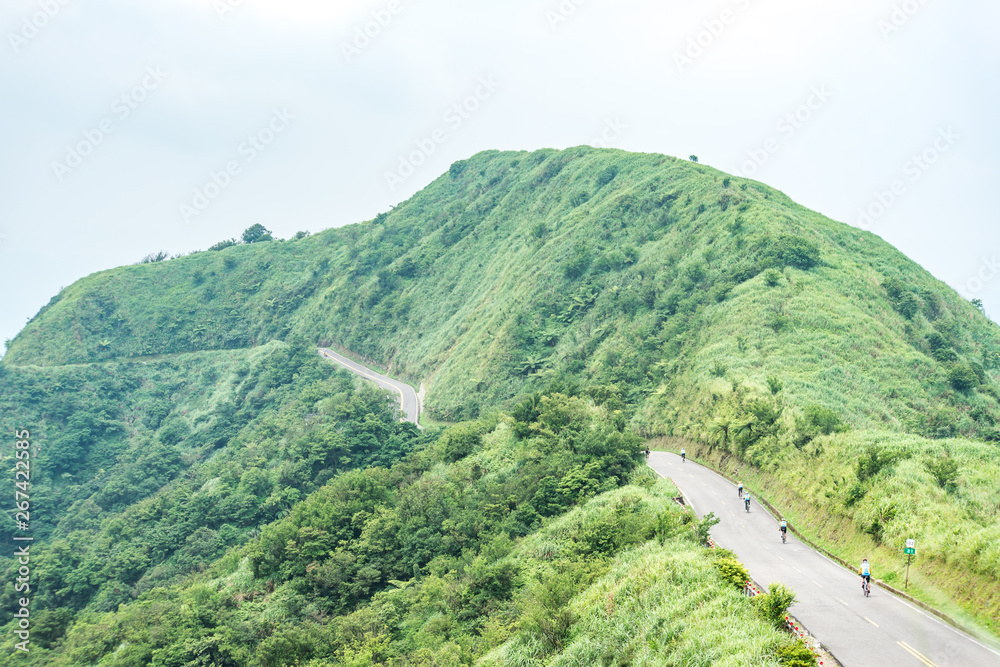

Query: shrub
<box><xmin>764</xmin><ymin>269</ymin><xmax>782</xmax><ymax>287</ymax></box>
<box><xmin>242</xmin><ymin>224</ymin><xmax>273</xmax><ymax>244</ymax></box>
<box><xmin>768</xmin><ymin>314</ymin><xmax>789</xmax><ymax>333</ymax></box>
<box><xmin>862</xmin><ymin>497</ymin><xmax>898</xmax><ymax>544</ymax></box>
<box><xmin>932</xmin><ymin>347</ymin><xmax>959</xmax><ymax>363</ymax></box>
<box><xmin>764</xmin><ymin>235</ymin><xmax>820</xmax><ymax>270</ymax></box>
<box><xmin>803</xmin><ymin>405</ymin><xmax>847</xmax><ymax>436</ymax></box>
<box><xmin>882</xmin><ymin>277</ymin><xmax>920</xmax><ymax>319</ymax></box>
<box><xmin>752</xmin><ymin>582</ymin><xmax>797</xmax><ymax>628</ymax></box>
<box><xmin>438</xmin><ymin>422</ymin><xmax>483</xmax><ymax>462</ymax></box>
<box><xmin>449</xmin><ymin>160</ymin><xmax>467</xmax><ymax>177</ymax></box>
<box><xmin>855</xmin><ymin>445</ymin><xmax>904</xmax><ymax>482</ymax></box>
<box><xmin>926</xmin><ymin>331</ymin><xmax>948</xmax><ymax>353</ymax></box>
<box><xmin>519</xmin><ymin>569</ymin><xmax>579</xmax><ymax>650</ymax></box>
<box><xmin>844</xmin><ymin>481</ymin><xmax>867</xmax><ymax>507</ymax></box>
<box><xmin>926</xmin><ymin>457</ymin><xmax>959</xmax><ymax>492</ymax></box>
<box><xmin>209</xmin><ymin>238</ymin><xmax>238</xmax><ymax>251</ymax></box>
<box><xmin>596</xmin><ymin>165</ymin><xmax>619</xmax><ymax>187</ymax></box>
<box><xmin>712</xmin><ymin>555</ymin><xmax>749</xmax><ymax>590</ymax></box>
<box><xmin>141</xmin><ymin>251</ymin><xmax>170</xmax><ymax>263</ymax></box>
<box><xmin>563</xmin><ymin>244</ymin><xmax>592</xmax><ymax>279</ymax></box>
<box><xmin>776</xmin><ymin>639</ymin><xmax>817</xmax><ymax>667</ymax></box>
<box><xmin>694</xmin><ymin>511</ymin><xmax>720</xmax><ymax>545</ymax></box>
<box><xmin>947</xmin><ymin>363</ymin><xmax>978</xmax><ymax>392</ymax></box>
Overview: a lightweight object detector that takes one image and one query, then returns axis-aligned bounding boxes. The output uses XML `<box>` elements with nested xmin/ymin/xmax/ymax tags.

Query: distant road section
<box><xmin>318</xmin><ymin>348</ymin><xmax>422</xmax><ymax>426</ymax></box>
<box><xmin>647</xmin><ymin>452</ymin><xmax>1000</xmax><ymax>667</ymax></box>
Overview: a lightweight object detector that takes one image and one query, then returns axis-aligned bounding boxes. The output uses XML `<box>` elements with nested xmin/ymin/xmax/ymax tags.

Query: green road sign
<box><xmin>904</xmin><ymin>548</ymin><xmax>915</xmax><ymax>555</ymax></box>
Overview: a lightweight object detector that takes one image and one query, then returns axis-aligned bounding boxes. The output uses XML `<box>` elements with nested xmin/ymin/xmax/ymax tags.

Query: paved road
<box><xmin>318</xmin><ymin>348</ymin><xmax>421</xmax><ymax>426</ymax></box>
<box><xmin>647</xmin><ymin>452</ymin><xmax>1000</xmax><ymax>667</ymax></box>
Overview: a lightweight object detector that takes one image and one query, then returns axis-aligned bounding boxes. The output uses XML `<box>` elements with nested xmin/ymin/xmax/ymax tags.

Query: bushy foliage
<box><xmin>926</xmin><ymin>456</ymin><xmax>960</xmax><ymax>492</ymax></box>
<box><xmin>0</xmin><ymin>342</ymin><xmax>425</xmax><ymax>621</ymax></box>
<box><xmin>241</xmin><ymin>223</ymin><xmax>273</xmax><ymax>244</ymax></box>
<box><xmin>776</xmin><ymin>639</ymin><xmax>817</xmax><ymax>667</ymax></box>
<box><xmin>712</xmin><ymin>554</ymin><xmax>750</xmax><ymax>589</ymax></box>
<box><xmin>752</xmin><ymin>582</ymin><xmax>797</xmax><ymax>628</ymax></box>
<box><xmin>762</xmin><ymin>234</ymin><xmax>820</xmax><ymax>270</ymax></box>
<box><xmin>855</xmin><ymin>445</ymin><xmax>906</xmax><ymax>483</ymax></box>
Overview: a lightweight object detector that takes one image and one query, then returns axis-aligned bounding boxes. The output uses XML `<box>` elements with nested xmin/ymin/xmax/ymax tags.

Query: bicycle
<box><xmin>780</xmin><ymin>529</ymin><xmax>786</xmax><ymax>544</ymax></box>
<box><xmin>744</xmin><ymin>499</ymin><xmax>751</xmax><ymax>513</ymax></box>
<box><xmin>861</xmin><ymin>577</ymin><xmax>870</xmax><ymax>598</ymax></box>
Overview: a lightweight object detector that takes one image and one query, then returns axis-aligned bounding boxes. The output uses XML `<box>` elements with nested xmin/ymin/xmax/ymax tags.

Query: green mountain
<box><xmin>2</xmin><ymin>147</ymin><xmax>999</xmax><ymax>661</ymax></box>
<box><xmin>8</xmin><ymin>148</ymin><xmax>999</xmax><ymax>438</ymax></box>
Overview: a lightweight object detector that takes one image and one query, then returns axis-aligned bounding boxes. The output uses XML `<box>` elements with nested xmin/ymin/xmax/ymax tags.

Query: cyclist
<box><xmin>744</xmin><ymin>492</ymin><xmax>751</xmax><ymax>512</ymax></box>
<box><xmin>858</xmin><ymin>558</ymin><xmax>871</xmax><ymax>590</ymax></box>
<box><xmin>779</xmin><ymin>519</ymin><xmax>787</xmax><ymax>541</ymax></box>
<box><xmin>645</xmin><ymin>447</ymin><xmax>650</xmax><ymax>459</ymax></box>
<box><xmin>681</xmin><ymin>447</ymin><xmax>686</xmax><ymax>463</ymax></box>
<box><xmin>738</xmin><ymin>481</ymin><xmax>744</xmax><ymax>498</ymax></box>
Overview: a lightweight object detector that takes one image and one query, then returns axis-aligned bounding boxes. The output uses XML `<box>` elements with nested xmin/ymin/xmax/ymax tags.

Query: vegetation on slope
<box><xmin>0</xmin><ymin>341</ymin><xmax>426</xmax><ymax>635</ymax></box>
<box><xmin>2</xmin><ymin>146</ymin><xmax>998</xmax><ymax>652</ymax></box>
<box><xmin>1</xmin><ymin>396</ymin><xmax>808</xmax><ymax>666</ymax></box>
<box><xmin>7</xmin><ymin>149</ymin><xmax>999</xmax><ymax>443</ymax></box>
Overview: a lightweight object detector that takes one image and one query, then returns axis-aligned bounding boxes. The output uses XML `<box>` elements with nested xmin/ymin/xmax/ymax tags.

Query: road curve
<box><xmin>647</xmin><ymin>452</ymin><xmax>1000</xmax><ymax>667</ymax></box>
<box><xmin>318</xmin><ymin>348</ymin><xmax>421</xmax><ymax>427</ymax></box>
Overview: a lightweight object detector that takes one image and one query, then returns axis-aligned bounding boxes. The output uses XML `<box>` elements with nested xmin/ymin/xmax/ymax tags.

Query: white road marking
<box><xmin>644</xmin><ymin>458</ymin><xmax>1000</xmax><ymax>663</ymax></box>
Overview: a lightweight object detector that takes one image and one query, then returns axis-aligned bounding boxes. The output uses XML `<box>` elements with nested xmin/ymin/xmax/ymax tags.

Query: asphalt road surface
<box><xmin>318</xmin><ymin>348</ymin><xmax>421</xmax><ymax>426</ymax></box>
<box><xmin>647</xmin><ymin>452</ymin><xmax>1000</xmax><ymax>667</ymax></box>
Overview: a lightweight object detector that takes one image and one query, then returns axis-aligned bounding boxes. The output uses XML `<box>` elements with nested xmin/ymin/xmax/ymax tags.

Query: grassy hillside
<box><xmin>0</xmin><ymin>342</ymin><xmax>427</xmax><ymax>622</ymax></box>
<box><xmin>3</xmin><ymin>146</ymin><xmax>999</xmax><ymax>652</ymax></box>
<box><xmin>1</xmin><ymin>400</ymin><xmax>811</xmax><ymax>666</ymax></box>
<box><xmin>7</xmin><ymin>148</ymin><xmax>1000</xmax><ymax>440</ymax></box>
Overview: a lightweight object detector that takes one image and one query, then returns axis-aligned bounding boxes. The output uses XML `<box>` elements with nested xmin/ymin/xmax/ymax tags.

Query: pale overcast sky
<box><xmin>2</xmin><ymin>0</ymin><xmax>998</xmax><ymax>351</ymax></box>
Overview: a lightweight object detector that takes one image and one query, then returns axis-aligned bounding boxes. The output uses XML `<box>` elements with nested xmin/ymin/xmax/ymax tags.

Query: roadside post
<box><xmin>904</xmin><ymin>538</ymin><xmax>916</xmax><ymax>589</ymax></box>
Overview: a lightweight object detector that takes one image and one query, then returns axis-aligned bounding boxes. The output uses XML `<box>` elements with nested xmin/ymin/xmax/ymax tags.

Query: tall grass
<box><xmin>482</xmin><ymin>477</ymin><xmax>801</xmax><ymax>667</ymax></box>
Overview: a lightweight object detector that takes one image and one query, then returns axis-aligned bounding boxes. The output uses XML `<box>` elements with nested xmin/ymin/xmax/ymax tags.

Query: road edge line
<box><xmin>318</xmin><ymin>348</ymin><xmax>419</xmax><ymax>426</ymax></box>
<box><xmin>648</xmin><ymin>456</ymin><xmax>844</xmax><ymax>667</ymax></box>
<box><xmin>674</xmin><ymin>451</ymin><xmax>1000</xmax><ymax>654</ymax></box>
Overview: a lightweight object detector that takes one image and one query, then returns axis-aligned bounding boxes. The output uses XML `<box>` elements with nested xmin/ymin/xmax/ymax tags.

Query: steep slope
<box><xmin>3</xmin><ymin>146</ymin><xmax>1000</xmax><ymax>647</ymax></box>
<box><xmin>7</xmin><ymin>147</ymin><xmax>1000</xmax><ymax>440</ymax></box>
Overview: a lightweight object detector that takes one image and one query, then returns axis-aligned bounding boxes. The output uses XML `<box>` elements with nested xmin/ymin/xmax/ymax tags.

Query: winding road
<box><xmin>318</xmin><ymin>348</ymin><xmax>422</xmax><ymax>426</ymax></box>
<box><xmin>647</xmin><ymin>452</ymin><xmax>1000</xmax><ymax>666</ymax></box>
<box><xmin>311</xmin><ymin>350</ymin><xmax>998</xmax><ymax>664</ymax></box>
